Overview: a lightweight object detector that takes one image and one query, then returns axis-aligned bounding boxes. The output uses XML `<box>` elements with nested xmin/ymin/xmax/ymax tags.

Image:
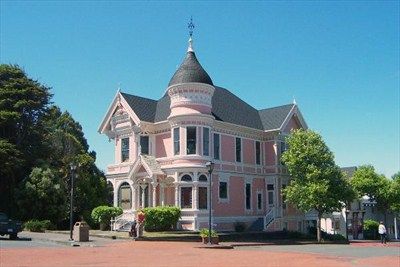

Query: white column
<box><xmin>160</xmin><ymin>183</ymin><xmax>165</xmax><ymax>206</ymax></box>
<box><xmin>113</xmin><ymin>182</ymin><xmax>118</xmax><ymax>207</ymax></box>
<box><xmin>152</xmin><ymin>182</ymin><xmax>158</xmax><ymax>207</ymax></box>
<box><xmin>132</xmin><ymin>184</ymin><xmax>139</xmax><ymax>210</ymax></box>
<box><xmin>394</xmin><ymin>217</ymin><xmax>398</xmax><ymax>240</ymax></box>
<box><xmin>140</xmin><ymin>184</ymin><xmax>147</xmax><ymax>208</ymax></box>
<box><xmin>193</xmin><ymin>182</ymin><xmax>199</xmax><ymax>210</ymax></box>
<box><xmin>174</xmin><ymin>183</ymin><xmax>179</xmax><ymax>207</ymax></box>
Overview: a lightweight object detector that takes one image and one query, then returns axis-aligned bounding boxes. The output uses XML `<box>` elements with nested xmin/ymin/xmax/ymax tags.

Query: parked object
<box><xmin>129</xmin><ymin>220</ymin><xmax>137</xmax><ymax>239</ymax></box>
<box><xmin>73</xmin><ymin>221</ymin><xmax>89</xmax><ymax>242</ymax></box>
<box><xmin>0</xmin><ymin>213</ymin><xmax>22</xmax><ymax>239</ymax></box>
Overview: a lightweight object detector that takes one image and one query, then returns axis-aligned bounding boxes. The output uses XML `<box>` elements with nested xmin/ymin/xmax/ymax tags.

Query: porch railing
<box><xmin>263</xmin><ymin>208</ymin><xmax>275</xmax><ymax>231</ymax></box>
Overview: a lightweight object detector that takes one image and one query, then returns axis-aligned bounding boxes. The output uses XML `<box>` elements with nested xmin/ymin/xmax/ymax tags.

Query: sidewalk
<box><xmin>18</xmin><ymin>231</ymin><xmax>127</xmax><ymax>247</ymax></box>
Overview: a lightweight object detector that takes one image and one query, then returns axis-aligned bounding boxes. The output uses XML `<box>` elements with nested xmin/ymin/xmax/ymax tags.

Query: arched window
<box><xmin>181</xmin><ymin>174</ymin><xmax>192</xmax><ymax>182</ymax></box>
<box><xmin>198</xmin><ymin>174</ymin><xmax>208</xmax><ymax>182</ymax></box>
<box><xmin>118</xmin><ymin>182</ymin><xmax>132</xmax><ymax>210</ymax></box>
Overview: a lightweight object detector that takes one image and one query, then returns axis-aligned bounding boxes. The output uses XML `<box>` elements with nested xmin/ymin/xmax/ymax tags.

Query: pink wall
<box><xmin>243</xmin><ymin>139</ymin><xmax>255</xmax><ymax>165</ymax></box>
<box><xmin>213</xmin><ymin>175</ymin><xmax>244</xmax><ymax>216</ymax></box>
<box><xmin>264</xmin><ymin>141</ymin><xmax>276</xmax><ymax>166</ymax></box>
<box><xmin>221</xmin><ymin>135</ymin><xmax>235</xmax><ymax>162</ymax></box>
<box><xmin>155</xmin><ymin>132</ymin><xmax>171</xmax><ymax>158</ymax></box>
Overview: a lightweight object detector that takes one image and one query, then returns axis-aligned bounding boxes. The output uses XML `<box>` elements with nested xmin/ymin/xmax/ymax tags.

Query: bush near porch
<box><xmin>142</xmin><ymin>206</ymin><xmax>181</xmax><ymax>232</ymax></box>
<box><xmin>91</xmin><ymin>206</ymin><xmax>123</xmax><ymax>230</ymax></box>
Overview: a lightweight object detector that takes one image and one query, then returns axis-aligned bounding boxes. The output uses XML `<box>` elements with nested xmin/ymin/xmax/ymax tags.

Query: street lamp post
<box><xmin>205</xmin><ymin>161</ymin><xmax>214</xmax><ymax>245</ymax></box>
<box><xmin>69</xmin><ymin>163</ymin><xmax>77</xmax><ymax>241</ymax></box>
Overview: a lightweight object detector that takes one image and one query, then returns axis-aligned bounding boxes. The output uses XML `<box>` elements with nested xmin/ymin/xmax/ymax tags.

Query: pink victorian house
<box><xmin>98</xmin><ymin>36</ymin><xmax>308</xmax><ymax>232</ymax></box>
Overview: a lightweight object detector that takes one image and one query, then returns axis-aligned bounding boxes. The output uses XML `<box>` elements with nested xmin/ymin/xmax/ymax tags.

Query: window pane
<box><xmin>180</xmin><ymin>187</ymin><xmax>192</xmax><ymax>209</ymax></box>
<box><xmin>174</xmin><ymin>128</ymin><xmax>180</xmax><ymax>155</ymax></box>
<box><xmin>219</xmin><ymin>182</ymin><xmax>227</xmax><ymax>199</ymax></box>
<box><xmin>121</xmin><ymin>138</ymin><xmax>130</xmax><ymax>162</ymax></box>
<box><xmin>236</xmin><ymin>137</ymin><xmax>241</xmax><ymax>162</ymax></box>
<box><xmin>213</xmin><ymin>133</ymin><xmax>220</xmax><ymax>160</ymax></box>
<box><xmin>181</xmin><ymin>175</ymin><xmax>192</xmax><ymax>182</ymax></box>
<box><xmin>257</xmin><ymin>193</ymin><xmax>262</xmax><ymax>210</ymax></box>
<box><xmin>198</xmin><ymin>174</ymin><xmax>208</xmax><ymax>182</ymax></box>
<box><xmin>245</xmin><ymin>183</ymin><xmax>251</xmax><ymax>209</ymax></box>
<box><xmin>186</xmin><ymin>127</ymin><xmax>196</xmax><ymax>154</ymax></box>
<box><xmin>140</xmin><ymin>136</ymin><xmax>149</xmax><ymax>155</ymax></box>
<box><xmin>203</xmin><ymin>128</ymin><xmax>209</xmax><ymax>156</ymax></box>
<box><xmin>267</xmin><ymin>184</ymin><xmax>274</xmax><ymax>191</ymax></box>
<box><xmin>255</xmin><ymin>141</ymin><xmax>261</xmax><ymax>165</ymax></box>
<box><xmin>268</xmin><ymin>191</ymin><xmax>274</xmax><ymax>205</ymax></box>
<box><xmin>198</xmin><ymin>187</ymin><xmax>207</xmax><ymax>210</ymax></box>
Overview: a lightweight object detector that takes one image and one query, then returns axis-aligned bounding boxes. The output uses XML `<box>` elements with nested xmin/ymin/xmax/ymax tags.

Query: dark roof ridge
<box><xmin>259</xmin><ymin>103</ymin><xmax>295</xmax><ymax>112</ymax></box>
<box><xmin>120</xmin><ymin>91</ymin><xmax>157</xmax><ymax>103</ymax></box>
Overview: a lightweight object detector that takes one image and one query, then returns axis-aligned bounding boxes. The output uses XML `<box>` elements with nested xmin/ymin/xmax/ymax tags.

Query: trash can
<box><xmin>73</xmin><ymin>221</ymin><xmax>89</xmax><ymax>242</ymax></box>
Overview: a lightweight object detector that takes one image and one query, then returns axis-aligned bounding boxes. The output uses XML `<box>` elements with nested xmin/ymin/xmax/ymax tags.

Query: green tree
<box><xmin>282</xmin><ymin>129</ymin><xmax>355</xmax><ymax>242</ymax></box>
<box><xmin>0</xmin><ymin>64</ymin><xmax>51</xmax><ymax>215</ymax></box>
<box><xmin>351</xmin><ymin>166</ymin><xmax>397</xmax><ymax>224</ymax></box>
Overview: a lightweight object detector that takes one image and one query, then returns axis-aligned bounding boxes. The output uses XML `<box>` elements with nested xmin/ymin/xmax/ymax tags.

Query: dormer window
<box><xmin>186</xmin><ymin>127</ymin><xmax>197</xmax><ymax>154</ymax></box>
<box><xmin>121</xmin><ymin>138</ymin><xmax>130</xmax><ymax>162</ymax></box>
<box><xmin>140</xmin><ymin>136</ymin><xmax>149</xmax><ymax>155</ymax></box>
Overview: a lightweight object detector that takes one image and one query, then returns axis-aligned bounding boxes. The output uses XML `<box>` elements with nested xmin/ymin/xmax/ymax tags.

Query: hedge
<box><xmin>142</xmin><ymin>206</ymin><xmax>181</xmax><ymax>232</ymax></box>
<box><xmin>24</xmin><ymin>220</ymin><xmax>52</xmax><ymax>232</ymax></box>
<box><xmin>91</xmin><ymin>206</ymin><xmax>123</xmax><ymax>226</ymax></box>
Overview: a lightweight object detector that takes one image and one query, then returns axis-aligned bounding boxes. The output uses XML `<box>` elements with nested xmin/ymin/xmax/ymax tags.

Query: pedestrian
<box><xmin>136</xmin><ymin>209</ymin><xmax>146</xmax><ymax>238</ymax></box>
<box><xmin>129</xmin><ymin>220</ymin><xmax>137</xmax><ymax>240</ymax></box>
<box><xmin>378</xmin><ymin>221</ymin><xmax>387</xmax><ymax>245</ymax></box>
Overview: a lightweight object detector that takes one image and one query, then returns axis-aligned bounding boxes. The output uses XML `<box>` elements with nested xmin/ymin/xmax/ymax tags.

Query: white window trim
<box><xmin>179</xmin><ymin>184</ymin><xmax>193</xmax><ymax>210</ymax></box>
<box><xmin>267</xmin><ymin>183</ymin><xmax>275</xmax><ymax>207</ymax></box>
<box><xmin>218</xmin><ymin>173</ymin><xmax>230</xmax><ymax>203</ymax></box>
<box><xmin>172</xmin><ymin>127</ymin><xmax>180</xmax><ymax>156</ymax></box>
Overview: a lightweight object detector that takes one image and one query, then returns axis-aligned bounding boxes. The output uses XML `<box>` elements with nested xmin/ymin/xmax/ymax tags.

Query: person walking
<box><xmin>378</xmin><ymin>221</ymin><xmax>387</xmax><ymax>245</ymax></box>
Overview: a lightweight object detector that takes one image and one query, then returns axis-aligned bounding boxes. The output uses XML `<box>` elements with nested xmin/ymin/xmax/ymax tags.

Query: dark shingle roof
<box><xmin>168</xmin><ymin>51</ymin><xmax>213</xmax><ymax>87</ymax></box>
<box><xmin>121</xmin><ymin>88</ymin><xmax>294</xmax><ymax>130</ymax></box>
<box><xmin>259</xmin><ymin>104</ymin><xmax>294</xmax><ymax>130</ymax></box>
<box><xmin>341</xmin><ymin>167</ymin><xmax>357</xmax><ymax>179</ymax></box>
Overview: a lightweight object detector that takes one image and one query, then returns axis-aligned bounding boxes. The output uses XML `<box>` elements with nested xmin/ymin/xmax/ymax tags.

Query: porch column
<box><xmin>160</xmin><ymin>183</ymin><xmax>165</xmax><ymax>206</ymax></box>
<box><xmin>174</xmin><ymin>182</ymin><xmax>179</xmax><ymax>207</ymax></box>
<box><xmin>132</xmin><ymin>184</ymin><xmax>138</xmax><ymax>210</ymax></box>
<box><xmin>140</xmin><ymin>183</ymin><xmax>148</xmax><ymax>208</ymax></box>
<box><xmin>152</xmin><ymin>182</ymin><xmax>158</xmax><ymax>207</ymax></box>
<box><xmin>193</xmin><ymin>181</ymin><xmax>199</xmax><ymax>210</ymax></box>
<box><xmin>113</xmin><ymin>182</ymin><xmax>118</xmax><ymax>207</ymax></box>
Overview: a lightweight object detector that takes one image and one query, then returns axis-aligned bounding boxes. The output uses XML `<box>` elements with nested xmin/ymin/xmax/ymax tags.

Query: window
<box><xmin>140</xmin><ymin>136</ymin><xmax>149</xmax><ymax>155</ymax></box>
<box><xmin>186</xmin><ymin>127</ymin><xmax>196</xmax><ymax>154</ymax></box>
<box><xmin>198</xmin><ymin>187</ymin><xmax>207</xmax><ymax>210</ymax></box>
<box><xmin>219</xmin><ymin>182</ymin><xmax>227</xmax><ymax>199</ymax></box>
<box><xmin>267</xmin><ymin>184</ymin><xmax>274</xmax><ymax>205</ymax></box>
<box><xmin>203</xmin><ymin>128</ymin><xmax>210</xmax><ymax>156</ymax></box>
<box><xmin>173</xmin><ymin>128</ymin><xmax>180</xmax><ymax>155</ymax></box>
<box><xmin>198</xmin><ymin>174</ymin><xmax>208</xmax><ymax>182</ymax></box>
<box><xmin>180</xmin><ymin>187</ymin><xmax>192</xmax><ymax>209</ymax></box>
<box><xmin>121</xmin><ymin>138</ymin><xmax>130</xmax><ymax>162</ymax></box>
<box><xmin>213</xmin><ymin>133</ymin><xmax>220</xmax><ymax>160</ymax></box>
<box><xmin>181</xmin><ymin>174</ymin><xmax>192</xmax><ymax>182</ymax></box>
<box><xmin>245</xmin><ymin>183</ymin><xmax>251</xmax><ymax>210</ymax></box>
<box><xmin>118</xmin><ymin>182</ymin><xmax>131</xmax><ymax>210</ymax></box>
<box><xmin>236</xmin><ymin>137</ymin><xmax>241</xmax><ymax>162</ymax></box>
<box><xmin>257</xmin><ymin>193</ymin><xmax>262</xmax><ymax>210</ymax></box>
<box><xmin>255</xmin><ymin>141</ymin><xmax>261</xmax><ymax>165</ymax></box>
<box><xmin>334</xmin><ymin>220</ymin><xmax>340</xmax><ymax>230</ymax></box>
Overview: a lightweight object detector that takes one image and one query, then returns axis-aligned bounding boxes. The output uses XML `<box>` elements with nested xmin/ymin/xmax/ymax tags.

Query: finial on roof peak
<box><xmin>187</xmin><ymin>17</ymin><xmax>195</xmax><ymax>52</ymax></box>
<box><xmin>293</xmin><ymin>96</ymin><xmax>297</xmax><ymax>105</ymax></box>
<box><xmin>117</xmin><ymin>82</ymin><xmax>122</xmax><ymax>93</ymax></box>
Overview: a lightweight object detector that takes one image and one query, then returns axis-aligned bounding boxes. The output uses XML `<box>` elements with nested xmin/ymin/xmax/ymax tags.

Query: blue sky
<box><xmin>1</xmin><ymin>1</ymin><xmax>399</xmax><ymax>177</ymax></box>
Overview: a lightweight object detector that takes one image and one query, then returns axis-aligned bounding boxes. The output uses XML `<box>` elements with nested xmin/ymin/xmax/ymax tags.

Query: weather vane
<box><xmin>188</xmin><ymin>16</ymin><xmax>195</xmax><ymax>37</ymax></box>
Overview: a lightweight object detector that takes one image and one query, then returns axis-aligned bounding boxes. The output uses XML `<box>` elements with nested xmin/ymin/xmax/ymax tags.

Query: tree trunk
<box><xmin>317</xmin><ymin>213</ymin><xmax>322</xmax><ymax>243</ymax></box>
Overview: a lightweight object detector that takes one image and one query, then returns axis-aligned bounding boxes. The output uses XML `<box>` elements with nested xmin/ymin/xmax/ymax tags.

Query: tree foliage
<box><xmin>0</xmin><ymin>64</ymin><xmax>108</xmax><ymax>228</ymax></box>
<box><xmin>282</xmin><ymin>129</ymin><xmax>355</xmax><ymax>242</ymax></box>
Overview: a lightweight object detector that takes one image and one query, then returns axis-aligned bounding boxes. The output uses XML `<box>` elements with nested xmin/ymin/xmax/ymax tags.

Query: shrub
<box><xmin>234</xmin><ymin>222</ymin><xmax>246</xmax><ymax>232</ymax></box>
<box><xmin>91</xmin><ymin>206</ymin><xmax>123</xmax><ymax>228</ymax></box>
<box><xmin>24</xmin><ymin>220</ymin><xmax>52</xmax><ymax>232</ymax></box>
<box><xmin>363</xmin><ymin>219</ymin><xmax>379</xmax><ymax>240</ymax></box>
<box><xmin>199</xmin><ymin>228</ymin><xmax>218</xmax><ymax>238</ymax></box>
<box><xmin>142</xmin><ymin>206</ymin><xmax>181</xmax><ymax>232</ymax></box>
